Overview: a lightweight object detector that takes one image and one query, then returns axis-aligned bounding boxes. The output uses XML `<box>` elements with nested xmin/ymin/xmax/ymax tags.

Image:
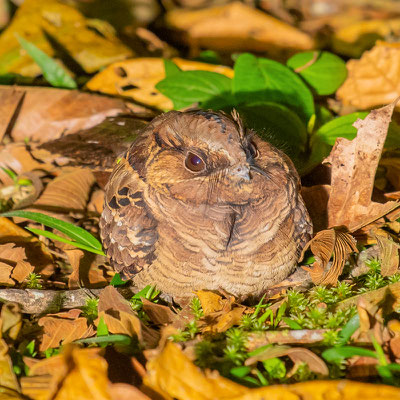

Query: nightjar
<box><xmin>100</xmin><ymin>110</ymin><xmax>312</xmax><ymax>303</ymax></box>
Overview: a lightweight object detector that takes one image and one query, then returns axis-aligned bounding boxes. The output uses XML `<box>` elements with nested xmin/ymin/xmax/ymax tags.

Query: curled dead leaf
<box><xmin>300</xmin><ymin>228</ymin><xmax>358</xmax><ymax>285</ymax></box>
<box><xmin>324</xmin><ymin>100</ymin><xmax>400</xmax><ymax>231</ymax></box>
<box><xmin>33</xmin><ymin>168</ymin><xmax>95</xmax><ymax>212</ymax></box>
<box><xmin>0</xmin><ymin>339</ymin><xmax>20</xmax><ymax>394</ymax></box>
<box><xmin>1</xmin><ymin>303</ymin><xmax>22</xmax><ymax>340</ymax></box>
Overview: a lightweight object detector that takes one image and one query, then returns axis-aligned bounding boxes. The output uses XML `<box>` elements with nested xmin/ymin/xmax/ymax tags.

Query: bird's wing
<box><xmin>100</xmin><ymin>156</ymin><xmax>158</xmax><ymax>279</ymax></box>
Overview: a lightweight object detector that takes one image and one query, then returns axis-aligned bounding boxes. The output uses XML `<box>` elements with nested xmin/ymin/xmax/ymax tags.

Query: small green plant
<box><xmin>129</xmin><ymin>285</ymin><xmax>160</xmax><ymax>322</ymax></box>
<box><xmin>82</xmin><ymin>298</ymin><xmax>99</xmax><ymax>323</ymax></box>
<box><xmin>26</xmin><ymin>273</ymin><xmax>42</xmax><ymax>289</ymax></box>
<box><xmin>190</xmin><ymin>296</ymin><xmax>204</xmax><ymax>319</ymax></box>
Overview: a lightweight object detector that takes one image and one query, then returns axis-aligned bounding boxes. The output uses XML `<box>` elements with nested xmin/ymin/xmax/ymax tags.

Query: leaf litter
<box><xmin>1</xmin><ymin>1</ymin><xmax>400</xmax><ymax>399</ymax></box>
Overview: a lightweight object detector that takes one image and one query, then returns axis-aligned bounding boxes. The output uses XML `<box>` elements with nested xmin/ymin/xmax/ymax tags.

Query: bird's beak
<box><xmin>231</xmin><ymin>165</ymin><xmax>251</xmax><ymax>181</ymax></box>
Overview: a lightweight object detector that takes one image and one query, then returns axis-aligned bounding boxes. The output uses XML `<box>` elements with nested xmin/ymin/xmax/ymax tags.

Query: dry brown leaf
<box><xmin>0</xmin><ymin>88</ymin><xmax>24</xmax><ymax>142</ymax></box>
<box><xmin>196</xmin><ymin>290</ymin><xmax>224</xmax><ymax>315</ymax></box>
<box><xmin>21</xmin><ymin>346</ymin><xmax>111</xmax><ymax>400</ymax></box>
<box><xmin>0</xmin><ymin>86</ymin><xmax>130</xmax><ymax>142</ymax></box>
<box><xmin>141</xmin><ymin>298</ymin><xmax>177</xmax><ymax>326</ymax></box>
<box><xmin>109</xmin><ymin>383</ymin><xmax>151</xmax><ymax>400</ymax></box>
<box><xmin>97</xmin><ymin>286</ymin><xmax>159</xmax><ymax>348</ymax></box>
<box><xmin>144</xmin><ymin>341</ymin><xmax>400</xmax><ymax>400</ymax></box>
<box><xmin>337</xmin><ymin>42</ymin><xmax>400</xmax><ymax>111</ymax></box>
<box><xmin>38</xmin><ymin>309</ymin><xmax>94</xmax><ymax>351</ymax></box>
<box><xmin>203</xmin><ymin>307</ymin><xmax>245</xmax><ymax>334</ymax></box>
<box><xmin>86</xmin><ymin>57</ymin><xmax>233</xmax><ymax>110</ymax></box>
<box><xmin>374</xmin><ymin>233</ymin><xmax>400</xmax><ymax>276</ymax></box>
<box><xmin>245</xmin><ymin>345</ymin><xmax>329</xmax><ymax>376</ymax></box>
<box><xmin>1</xmin><ymin>303</ymin><xmax>22</xmax><ymax>340</ymax></box>
<box><xmin>33</xmin><ymin>168</ymin><xmax>95</xmax><ymax>212</ymax></box>
<box><xmin>324</xmin><ymin>100</ymin><xmax>400</xmax><ymax>231</ymax></box>
<box><xmin>65</xmin><ymin>248</ymin><xmax>108</xmax><ymax>289</ymax></box>
<box><xmin>0</xmin><ymin>243</ymin><xmax>34</xmax><ymax>286</ymax></box>
<box><xmin>300</xmin><ymin>228</ymin><xmax>358</xmax><ymax>285</ymax></box>
<box><xmin>0</xmin><ymin>217</ymin><xmax>54</xmax><ymax>278</ymax></box>
<box><xmin>0</xmin><ymin>339</ymin><xmax>20</xmax><ymax>394</ymax></box>
<box><xmin>165</xmin><ymin>2</ymin><xmax>314</xmax><ymax>55</ymax></box>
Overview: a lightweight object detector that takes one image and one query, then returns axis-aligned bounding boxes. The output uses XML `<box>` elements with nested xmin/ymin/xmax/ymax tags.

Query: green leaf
<box><xmin>163</xmin><ymin>59</ymin><xmax>181</xmax><ymax>77</ymax></box>
<box><xmin>195</xmin><ymin>50</ymin><xmax>222</xmax><ymax>65</ymax></box>
<box><xmin>16</xmin><ymin>35</ymin><xmax>77</xmax><ymax>89</ymax></box>
<box><xmin>262</xmin><ymin>357</ymin><xmax>286</xmax><ymax>379</ymax></box>
<box><xmin>1</xmin><ymin>210</ymin><xmax>102</xmax><ymax>250</ymax></box>
<box><xmin>237</xmin><ymin>102</ymin><xmax>308</xmax><ymax>158</ymax></box>
<box><xmin>25</xmin><ymin>227</ymin><xmax>105</xmax><ymax>255</ymax></box>
<box><xmin>156</xmin><ymin>70</ymin><xmax>232</xmax><ymax>110</ymax></box>
<box><xmin>337</xmin><ymin>314</ymin><xmax>360</xmax><ymax>345</ymax></box>
<box><xmin>287</xmin><ymin>51</ymin><xmax>347</xmax><ymax>95</ymax></box>
<box><xmin>313</xmin><ymin>112</ymin><xmax>368</xmax><ymax>146</ymax></box>
<box><xmin>322</xmin><ymin>346</ymin><xmax>377</xmax><ymax>362</ymax></box>
<box><xmin>97</xmin><ymin>316</ymin><xmax>109</xmax><ymax>336</ymax></box>
<box><xmin>76</xmin><ymin>335</ymin><xmax>131</xmax><ymax>346</ymax></box>
<box><xmin>282</xmin><ymin>317</ymin><xmax>302</xmax><ymax>330</ymax></box>
<box><xmin>232</xmin><ymin>53</ymin><xmax>314</xmax><ymax>124</ymax></box>
<box><xmin>110</xmin><ymin>273</ymin><xmax>127</xmax><ymax>287</ymax></box>
<box><xmin>230</xmin><ymin>365</ymin><xmax>251</xmax><ymax>378</ymax></box>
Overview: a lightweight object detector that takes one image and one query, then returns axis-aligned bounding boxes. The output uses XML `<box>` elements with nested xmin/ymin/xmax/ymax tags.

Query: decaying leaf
<box><xmin>21</xmin><ymin>346</ymin><xmax>110</xmax><ymax>400</ymax></box>
<box><xmin>245</xmin><ymin>345</ymin><xmax>329</xmax><ymax>376</ymax></box>
<box><xmin>38</xmin><ymin>309</ymin><xmax>94</xmax><ymax>351</ymax></box>
<box><xmin>196</xmin><ymin>290</ymin><xmax>225</xmax><ymax>315</ymax></box>
<box><xmin>388</xmin><ymin>319</ymin><xmax>400</xmax><ymax>358</ymax></box>
<box><xmin>33</xmin><ymin>168</ymin><xmax>95</xmax><ymax>212</ymax></box>
<box><xmin>144</xmin><ymin>341</ymin><xmax>400</xmax><ymax>400</ymax></box>
<box><xmin>65</xmin><ymin>248</ymin><xmax>108</xmax><ymax>290</ymax></box>
<box><xmin>97</xmin><ymin>286</ymin><xmax>159</xmax><ymax>348</ymax></box>
<box><xmin>0</xmin><ymin>86</ymin><xmax>130</xmax><ymax>142</ymax></box>
<box><xmin>86</xmin><ymin>57</ymin><xmax>233</xmax><ymax>110</ymax></box>
<box><xmin>0</xmin><ymin>0</ymin><xmax>132</xmax><ymax>76</ymax></box>
<box><xmin>0</xmin><ymin>243</ymin><xmax>35</xmax><ymax>286</ymax></box>
<box><xmin>337</xmin><ymin>42</ymin><xmax>400</xmax><ymax>111</ymax></box>
<box><xmin>1</xmin><ymin>303</ymin><xmax>22</xmax><ymax>340</ymax></box>
<box><xmin>0</xmin><ymin>88</ymin><xmax>24</xmax><ymax>142</ymax></box>
<box><xmin>374</xmin><ymin>233</ymin><xmax>400</xmax><ymax>276</ymax></box>
<box><xmin>0</xmin><ymin>339</ymin><xmax>20</xmax><ymax>394</ymax></box>
<box><xmin>165</xmin><ymin>2</ymin><xmax>314</xmax><ymax>55</ymax></box>
<box><xmin>324</xmin><ymin>100</ymin><xmax>400</xmax><ymax>231</ymax></box>
<box><xmin>300</xmin><ymin>228</ymin><xmax>358</xmax><ymax>285</ymax></box>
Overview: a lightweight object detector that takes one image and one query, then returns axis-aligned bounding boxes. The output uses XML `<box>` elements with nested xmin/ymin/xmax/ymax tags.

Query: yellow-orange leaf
<box><xmin>86</xmin><ymin>57</ymin><xmax>233</xmax><ymax>110</ymax></box>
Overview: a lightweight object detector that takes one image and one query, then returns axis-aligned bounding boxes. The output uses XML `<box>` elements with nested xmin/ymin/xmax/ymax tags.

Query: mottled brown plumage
<box><xmin>99</xmin><ymin>110</ymin><xmax>312</xmax><ymax>303</ymax></box>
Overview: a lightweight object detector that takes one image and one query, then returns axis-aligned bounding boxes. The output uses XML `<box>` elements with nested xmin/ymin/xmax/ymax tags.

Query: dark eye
<box><xmin>185</xmin><ymin>152</ymin><xmax>205</xmax><ymax>172</ymax></box>
<box><xmin>249</xmin><ymin>142</ymin><xmax>259</xmax><ymax>158</ymax></box>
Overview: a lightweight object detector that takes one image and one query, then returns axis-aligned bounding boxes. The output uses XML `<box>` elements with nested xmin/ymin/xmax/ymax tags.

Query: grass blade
<box><xmin>16</xmin><ymin>35</ymin><xmax>77</xmax><ymax>89</ymax></box>
<box><xmin>1</xmin><ymin>210</ymin><xmax>102</xmax><ymax>250</ymax></box>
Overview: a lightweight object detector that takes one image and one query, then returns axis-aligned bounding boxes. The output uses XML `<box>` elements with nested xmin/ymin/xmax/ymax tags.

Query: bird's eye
<box><xmin>185</xmin><ymin>152</ymin><xmax>205</xmax><ymax>172</ymax></box>
<box><xmin>249</xmin><ymin>142</ymin><xmax>259</xmax><ymax>158</ymax></box>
